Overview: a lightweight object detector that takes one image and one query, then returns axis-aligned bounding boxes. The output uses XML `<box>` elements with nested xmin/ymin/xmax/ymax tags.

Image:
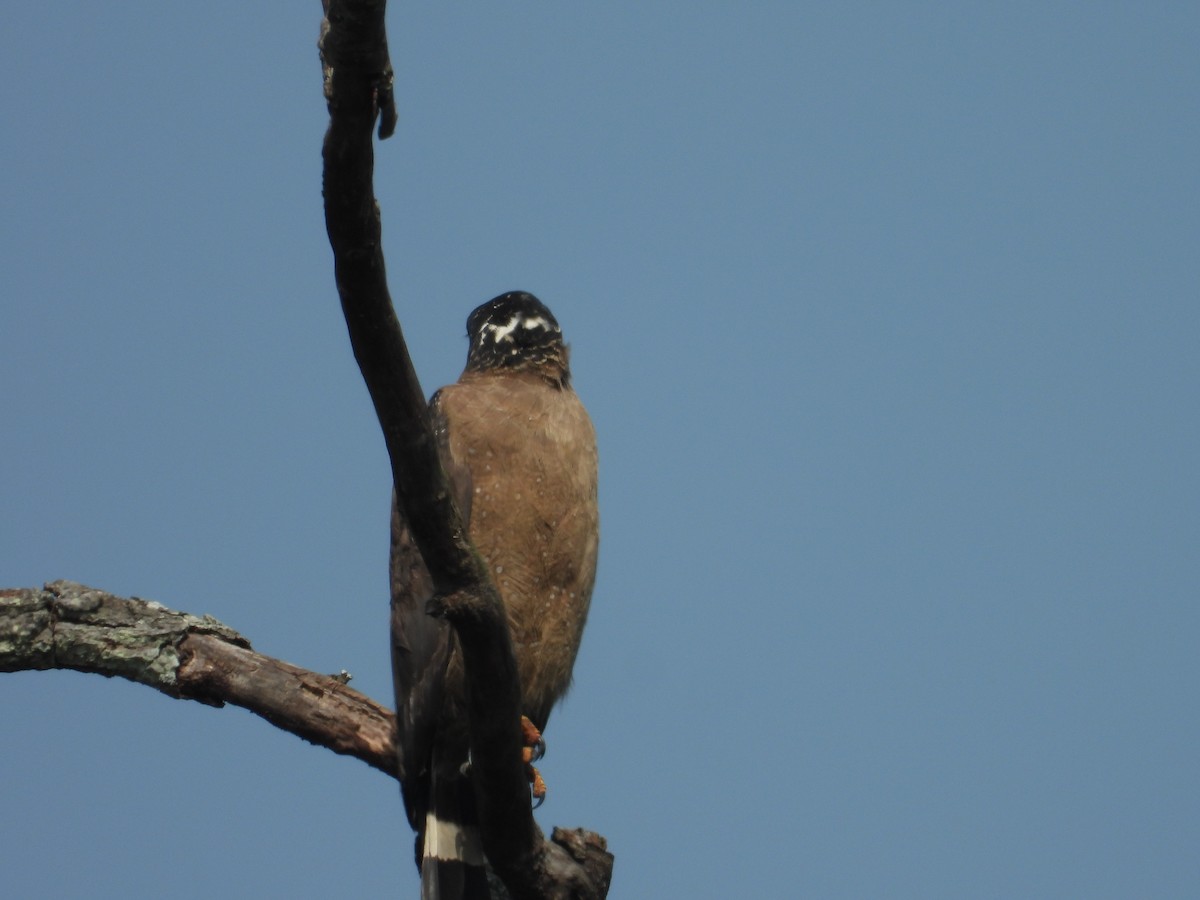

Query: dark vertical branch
<box><xmin>317</xmin><ymin>3</ymin><xmax>611</xmax><ymax>897</ymax></box>
<box><xmin>318</xmin><ymin>0</ymin><xmax>471</xmax><ymax>587</ymax></box>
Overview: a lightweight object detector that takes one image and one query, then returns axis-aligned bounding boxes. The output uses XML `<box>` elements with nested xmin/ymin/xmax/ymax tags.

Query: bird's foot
<box><xmin>528</xmin><ymin>766</ymin><xmax>547</xmax><ymax>808</ymax></box>
<box><xmin>520</xmin><ymin>715</ymin><xmax>546</xmax><ymax>762</ymax></box>
<box><xmin>520</xmin><ymin>715</ymin><xmax>548</xmax><ymax>807</ymax></box>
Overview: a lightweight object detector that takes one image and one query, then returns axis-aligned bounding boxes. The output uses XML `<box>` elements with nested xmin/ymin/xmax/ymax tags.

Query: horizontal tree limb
<box><xmin>1</xmin><ymin>580</ymin><xmax>612</xmax><ymax>892</ymax></box>
<box><xmin>1</xmin><ymin>580</ymin><xmax>397</xmax><ymax>775</ymax></box>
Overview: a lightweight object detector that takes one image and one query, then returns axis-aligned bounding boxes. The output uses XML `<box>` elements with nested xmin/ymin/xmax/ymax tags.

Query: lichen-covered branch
<box><xmin>2</xmin><ymin>580</ymin><xmax>613</xmax><ymax>894</ymax></box>
<box><xmin>1</xmin><ymin>581</ymin><xmax>397</xmax><ymax>776</ymax></box>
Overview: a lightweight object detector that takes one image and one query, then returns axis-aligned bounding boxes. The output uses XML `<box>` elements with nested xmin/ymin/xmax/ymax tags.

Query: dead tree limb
<box><xmin>0</xmin><ymin>581</ymin><xmax>397</xmax><ymax>776</ymax></box>
<box><xmin>318</xmin><ymin>1</ymin><xmax>612</xmax><ymax>896</ymax></box>
<box><xmin>1</xmin><ymin>581</ymin><xmax>611</xmax><ymax>893</ymax></box>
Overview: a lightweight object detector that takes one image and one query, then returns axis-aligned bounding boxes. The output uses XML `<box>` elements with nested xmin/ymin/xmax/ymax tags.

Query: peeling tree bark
<box><xmin>1</xmin><ymin>581</ymin><xmax>613</xmax><ymax>895</ymax></box>
<box><xmin>1</xmin><ymin>581</ymin><xmax>398</xmax><ymax>776</ymax></box>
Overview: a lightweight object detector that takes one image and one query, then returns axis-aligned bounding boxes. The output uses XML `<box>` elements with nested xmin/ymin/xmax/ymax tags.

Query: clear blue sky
<box><xmin>4</xmin><ymin>3</ymin><xmax>1198</xmax><ymax>898</ymax></box>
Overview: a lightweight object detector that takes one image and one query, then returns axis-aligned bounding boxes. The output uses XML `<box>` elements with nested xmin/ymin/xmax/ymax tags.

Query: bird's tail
<box><xmin>420</xmin><ymin>767</ymin><xmax>489</xmax><ymax>900</ymax></box>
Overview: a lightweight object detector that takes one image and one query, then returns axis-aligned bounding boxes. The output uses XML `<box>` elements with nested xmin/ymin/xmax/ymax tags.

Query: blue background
<box><xmin>3</xmin><ymin>3</ymin><xmax>1198</xmax><ymax>897</ymax></box>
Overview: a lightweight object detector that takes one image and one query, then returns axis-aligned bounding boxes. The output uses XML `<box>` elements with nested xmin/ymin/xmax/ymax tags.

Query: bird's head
<box><xmin>465</xmin><ymin>291</ymin><xmax>570</xmax><ymax>384</ymax></box>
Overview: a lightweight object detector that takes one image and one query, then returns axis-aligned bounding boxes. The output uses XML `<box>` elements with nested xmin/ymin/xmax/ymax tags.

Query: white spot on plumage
<box><xmin>483</xmin><ymin>314</ymin><xmax>521</xmax><ymax>344</ymax></box>
<box><xmin>424</xmin><ymin>812</ymin><xmax>485</xmax><ymax>866</ymax></box>
<box><xmin>522</xmin><ymin>315</ymin><xmax>555</xmax><ymax>333</ymax></box>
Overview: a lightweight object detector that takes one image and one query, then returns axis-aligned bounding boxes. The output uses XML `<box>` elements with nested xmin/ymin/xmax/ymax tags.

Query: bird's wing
<box><xmin>390</xmin><ymin>388</ymin><xmax>472</xmax><ymax>832</ymax></box>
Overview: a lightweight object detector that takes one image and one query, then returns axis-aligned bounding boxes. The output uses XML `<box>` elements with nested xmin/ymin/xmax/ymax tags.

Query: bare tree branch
<box><xmin>1</xmin><ymin>581</ymin><xmax>613</xmax><ymax>894</ymax></box>
<box><xmin>318</xmin><ymin>2</ymin><xmax>612</xmax><ymax>896</ymax></box>
<box><xmin>1</xmin><ymin>581</ymin><xmax>397</xmax><ymax>776</ymax></box>
<box><xmin>4</xmin><ymin>580</ymin><xmax>614</xmax><ymax>897</ymax></box>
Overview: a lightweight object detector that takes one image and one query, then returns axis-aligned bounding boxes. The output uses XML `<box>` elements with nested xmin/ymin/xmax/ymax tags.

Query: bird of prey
<box><xmin>390</xmin><ymin>291</ymin><xmax>599</xmax><ymax>899</ymax></box>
